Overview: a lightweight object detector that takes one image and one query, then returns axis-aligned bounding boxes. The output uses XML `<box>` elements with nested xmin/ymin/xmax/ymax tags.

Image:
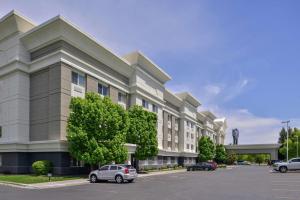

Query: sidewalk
<box><xmin>0</xmin><ymin>169</ymin><xmax>186</xmax><ymax>189</ymax></box>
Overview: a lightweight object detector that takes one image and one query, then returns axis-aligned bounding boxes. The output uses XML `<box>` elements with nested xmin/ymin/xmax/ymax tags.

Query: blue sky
<box><xmin>1</xmin><ymin>0</ymin><xmax>300</xmax><ymax>144</ymax></box>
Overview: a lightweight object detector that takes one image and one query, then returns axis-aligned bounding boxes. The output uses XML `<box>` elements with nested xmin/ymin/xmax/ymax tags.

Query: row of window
<box><xmin>142</xmin><ymin>99</ymin><xmax>158</xmax><ymax>113</ymax></box>
<box><xmin>186</xmin><ymin>121</ymin><xmax>195</xmax><ymax>129</ymax></box>
<box><xmin>186</xmin><ymin>144</ymin><xmax>194</xmax><ymax>150</ymax></box>
<box><xmin>186</xmin><ymin>132</ymin><xmax>194</xmax><ymax>139</ymax></box>
<box><xmin>167</xmin><ymin>141</ymin><xmax>179</xmax><ymax>149</ymax></box>
<box><xmin>72</xmin><ymin>71</ymin><xmax>126</xmax><ymax>104</ymax></box>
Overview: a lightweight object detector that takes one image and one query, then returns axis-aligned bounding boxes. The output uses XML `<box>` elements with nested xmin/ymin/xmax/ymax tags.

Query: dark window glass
<box><xmin>78</xmin><ymin>74</ymin><xmax>85</xmax><ymax>86</ymax></box>
<box><xmin>118</xmin><ymin>166</ymin><xmax>122</xmax><ymax>170</ymax></box>
<box><xmin>142</xmin><ymin>99</ymin><xmax>148</xmax><ymax>109</ymax></box>
<box><xmin>0</xmin><ymin>126</ymin><xmax>2</xmax><ymax>138</ymax></box>
<box><xmin>110</xmin><ymin>165</ymin><xmax>118</xmax><ymax>170</ymax></box>
<box><xmin>99</xmin><ymin>165</ymin><xmax>109</xmax><ymax>171</ymax></box>
<box><xmin>98</xmin><ymin>83</ymin><xmax>109</xmax><ymax>96</ymax></box>
<box><xmin>72</xmin><ymin>72</ymin><xmax>78</xmax><ymax>84</ymax></box>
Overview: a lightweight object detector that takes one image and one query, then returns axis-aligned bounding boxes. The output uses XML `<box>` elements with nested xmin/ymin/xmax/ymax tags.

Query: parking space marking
<box><xmin>272</xmin><ymin>188</ymin><xmax>300</xmax><ymax>192</ymax></box>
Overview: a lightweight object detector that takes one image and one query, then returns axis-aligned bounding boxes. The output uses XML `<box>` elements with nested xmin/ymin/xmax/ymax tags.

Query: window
<box><xmin>168</xmin><ymin>114</ymin><xmax>172</xmax><ymax>122</ymax></box>
<box><xmin>118</xmin><ymin>166</ymin><xmax>122</xmax><ymax>170</ymax></box>
<box><xmin>72</xmin><ymin>71</ymin><xmax>85</xmax><ymax>86</ymax></box>
<box><xmin>191</xmin><ymin>134</ymin><xmax>194</xmax><ymax>139</ymax></box>
<box><xmin>186</xmin><ymin>144</ymin><xmax>189</xmax><ymax>149</ymax></box>
<box><xmin>186</xmin><ymin>121</ymin><xmax>190</xmax><ymax>127</ymax></box>
<box><xmin>99</xmin><ymin>165</ymin><xmax>109</xmax><ymax>171</ymax></box>
<box><xmin>142</xmin><ymin>99</ymin><xmax>149</xmax><ymax>109</ymax></box>
<box><xmin>191</xmin><ymin>144</ymin><xmax>194</xmax><ymax>150</ymax></box>
<box><xmin>168</xmin><ymin>141</ymin><xmax>172</xmax><ymax>148</ymax></box>
<box><xmin>98</xmin><ymin>83</ymin><xmax>109</xmax><ymax>96</ymax></box>
<box><xmin>191</xmin><ymin>123</ymin><xmax>194</xmax><ymax>129</ymax></box>
<box><xmin>110</xmin><ymin>165</ymin><xmax>118</xmax><ymax>170</ymax></box>
<box><xmin>152</xmin><ymin>104</ymin><xmax>158</xmax><ymax>113</ymax></box>
<box><xmin>118</xmin><ymin>92</ymin><xmax>126</xmax><ymax>103</ymax></box>
<box><xmin>186</xmin><ymin>132</ymin><xmax>189</xmax><ymax>138</ymax></box>
<box><xmin>175</xmin><ymin>143</ymin><xmax>179</xmax><ymax>149</ymax></box>
<box><xmin>0</xmin><ymin>126</ymin><xmax>2</xmax><ymax>138</ymax></box>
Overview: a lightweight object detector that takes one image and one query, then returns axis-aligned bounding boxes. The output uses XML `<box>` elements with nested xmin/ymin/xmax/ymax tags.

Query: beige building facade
<box><xmin>0</xmin><ymin>11</ymin><xmax>227</xmax><ymax>174</ymax></box>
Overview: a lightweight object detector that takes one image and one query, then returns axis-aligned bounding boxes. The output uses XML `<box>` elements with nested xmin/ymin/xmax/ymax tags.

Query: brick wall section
<box><xmin>109</xmin><ymin>85</ymin><xmax>119</xmax><ymax>103</ymax></box>
<box><xmin>30</xmin><ymin>63</ymin><xmax>62</xmax><ymax>141</ymax></box>
<box><xmin>86</xmin><ymin>74</ymin><xmax>98</xmax><ymax>93</ymax></box>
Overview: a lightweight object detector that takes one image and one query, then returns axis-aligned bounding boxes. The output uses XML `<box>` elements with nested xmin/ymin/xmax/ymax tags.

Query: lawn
<box><xmin>0</xmin><ymin>174</ymin><xmax>82</xmax><ymax>184</ymax></box>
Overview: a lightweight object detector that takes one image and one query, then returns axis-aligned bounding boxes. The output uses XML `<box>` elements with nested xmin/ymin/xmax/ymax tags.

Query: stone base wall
<box><xmin>0</xmin><ymin>152</ymin><xmax>89</xmax><ymax>175</ymax></box>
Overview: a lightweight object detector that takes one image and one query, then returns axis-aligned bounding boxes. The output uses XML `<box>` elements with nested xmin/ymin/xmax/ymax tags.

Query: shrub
<box><xmin>32</xmin><ymin>160</ymin><xmax>53</xmax><ymax>175</ymax></box>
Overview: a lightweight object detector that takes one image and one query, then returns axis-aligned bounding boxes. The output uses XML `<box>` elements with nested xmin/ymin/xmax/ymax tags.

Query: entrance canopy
<box><xmin>225</xmin><ymin>144</ymin><xmax>281</xmax><ymax>160</ymax></box>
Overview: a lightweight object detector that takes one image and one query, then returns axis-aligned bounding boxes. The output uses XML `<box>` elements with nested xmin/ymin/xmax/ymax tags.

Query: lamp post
<box><xmin>297</xmin><ymin>135</ymin><xmax>299</xmax><ymax>158</ymax></box>
<box><xmin>282</xmin><ymin>120</ymin><xmax>290</xmax><ymax>161</ymax></box>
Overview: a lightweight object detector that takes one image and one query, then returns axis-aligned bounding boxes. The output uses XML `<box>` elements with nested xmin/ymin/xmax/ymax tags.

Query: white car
<box><xmin>273</xmin><ymin>157</ymin><xmax>300</xmax><ymax>173</ymax></box>
<box><xmin>89</xmin><ymin>164</ymin><xmax>137</xmax><ymax>183</ymax></box>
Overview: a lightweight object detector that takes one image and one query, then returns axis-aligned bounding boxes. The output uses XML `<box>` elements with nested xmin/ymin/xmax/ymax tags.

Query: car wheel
<box><xmin>115</xmin><ymin>175</ymin><xmax>124</xmax><ymax>184</ymax></box>
<box><xmin>90</xmin><ymin>174</ymin><xmax>98</xmax><ymax>183</ymax></box>
<box><xmin>128</xmin><ymin>179</ymin><xmax>134</xmax><ymax>183</ymax></box>
<box><xmin>279</xmin><ymin>166</ymin><xmax>288</xmax><ymax>173</ymax></box>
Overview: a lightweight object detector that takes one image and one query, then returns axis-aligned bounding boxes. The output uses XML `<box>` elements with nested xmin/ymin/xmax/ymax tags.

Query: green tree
<box><xmin>278</xmin><ymin>128</ymin><xmax>287</xmax><ymax>144</ymax></box>
<box><xmin>279</xmin><ymin>128</ymin><xmax>300</xmax><ymax>160</ymax></box>
<box><xmin>67</xmin><ymin>92</ymin><xmax>129</xmax><ymax>167</ymax></box>
<box><xmin>198</xmin><ymin>136</ymin><xmax>215</xmax><ymax>162</ymax></box>
<box><xmin>255</xmin><ymin>154</ymin><xmax>264</xmax><ymax>165</ymax></box>
<box><xmin>127</xmin><ymin>105</ymin><xmax>158</xmax><ymax>160</ymax></box>
<box><xmin>215</xmin><ymin>144</ymin><xmax>227</xmax><ymax>164</ymax></box>
<box><xmin>226</xmin><ymin>152</ymin><xmax>237</xmax><ymax>165</ymax></box>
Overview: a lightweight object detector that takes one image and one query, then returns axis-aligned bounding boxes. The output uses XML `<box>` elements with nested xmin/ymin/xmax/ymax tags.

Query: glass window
<box><xmin>191</xmin><ymin>134</ymin><xmax>194</xmax><ymax>139</ymax></box>
<box><xmin>118</xmin><ymin>166</ymin><xmax>122</xmax><ymax>170</ymax></box>
<box><xmin>186</xmin><ymin>144</ymin><xmax>189</xmax><ymax>149</ymax></box>
<box><xmin>152</xmin><ymin>104</ymin><xmax>158</xmax><ymax>113</ymax></box>
<box><xmin>118</xmin><ymin>92</ymin><xmax>126</xmax><ymax>103</ymax></box>
<box><xmin>0</xmin><ymin>126</ymin><xmax>2</xmax><ymax>138</ymax></box>
<box><xmin>110</xmin><ymin>165</ymin><xmax>118</xmax><ymax>170</ymax></box>
<box><xmin>72</xmin><ymin>71</ymin><xmax>78</xmax><ymax>84</ymax></box>
<box><xmin>186</xmin><ymin>132</ymin><xmax>189</xmax><ymax>138</ymax></box>
<box><xmin>72</xmin><ymin>71</ymin><xmax>85</xmax><ymax>86</ymax></box>
<box><xmin>168</xmin><ymin>141</ymin><xmax>172</xmax><ymax>148</ymax></box>
<box><xmin>142</xmin><ymin>99</ymin><xmax>149</xmax><ymax>109</ymax></box>
<box><xmin>99</xmin><ymin>165</ymin><xmax>109</xmax><ymax>171</ymax></box>
<box><xmin>98</xmin><ymin>83</ymin><xmax>109</xmax><ymax>96</ymax></box>
<box><xmin>191</xmin><ymin>144</ymin><xmax>194</xmax><ymax>150</ymax></box>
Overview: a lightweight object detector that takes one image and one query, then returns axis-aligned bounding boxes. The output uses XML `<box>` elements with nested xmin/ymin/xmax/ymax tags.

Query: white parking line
<box><xmin>272</xmin><ymin>188</ymin><xmax>300</xmax><ymax>192</ymax></box>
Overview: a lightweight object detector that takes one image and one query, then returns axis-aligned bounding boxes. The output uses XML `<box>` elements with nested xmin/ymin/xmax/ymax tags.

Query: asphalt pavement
<box><xmin>1</xmin><ymin>166</ymin><xmax>299</xmax><ymax>200</ymax></box>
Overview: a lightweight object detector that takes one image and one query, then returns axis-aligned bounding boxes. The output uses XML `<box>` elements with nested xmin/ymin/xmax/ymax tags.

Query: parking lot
<box><xmin>0</xmin><ymin>166</ymin><xmax>299</xmax><ymax>200</ymax></box>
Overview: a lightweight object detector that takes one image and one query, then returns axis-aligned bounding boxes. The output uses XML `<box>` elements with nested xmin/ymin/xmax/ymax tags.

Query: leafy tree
<box><xmin>127</xmin><ymin>105</ymin><xmax>158</xmax><ymax>160</ymax></box>
<box><xmin>254</xmin><ymin>154</ymin><xmax>264</xmax><ymax>165</ymax></box>
<box><xmin>67</xmin><ymin>92</ymin><xmax>129</xmax><ymax>167</ymax></box>
<box><xmin>278</xmin><ymin>128</ymin><xmax>287</xmax><ymax>144</ymax></box>
<box><xmin>198</xmin><ymin>136</ymin><xmax>215</xmax><ymax>162</ymax></box>
<box><xmin>279</xmin><ymin>128</ymin><xmax>300</xmax><ymax>160</ymax></box>
<box><xmin>215</xmin><ymin>144</ymin><xmax>227</xmax><ymax>164</ymax></box>
<box><xmin>226</xmin><ymin>152</ymin><xmax>237</xmax><ymax>165</ymax></box>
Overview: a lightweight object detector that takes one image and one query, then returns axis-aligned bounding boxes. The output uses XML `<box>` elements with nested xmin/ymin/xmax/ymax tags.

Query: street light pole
<box><xmin>297</xmin><ymin>135</ymin><xmax>299</xmax><ymax>158</ymax></box>
<box><xmin>282</xmin><ymin>120</ymin><xmax>290</xmax><ymax>161</ymax></box>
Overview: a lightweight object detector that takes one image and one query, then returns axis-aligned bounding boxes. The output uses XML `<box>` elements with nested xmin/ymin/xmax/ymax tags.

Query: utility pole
<box><xmin>282</xmin><ymin>120</ymin><xmax>290</xmax><ymax>161</ymax></box>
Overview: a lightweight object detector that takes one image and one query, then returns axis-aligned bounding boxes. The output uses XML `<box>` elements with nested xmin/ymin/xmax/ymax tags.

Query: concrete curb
<box><xmin>0</xmin><ymin>169</ymin><xmax>189</xmax><ymax>189</ymax></box>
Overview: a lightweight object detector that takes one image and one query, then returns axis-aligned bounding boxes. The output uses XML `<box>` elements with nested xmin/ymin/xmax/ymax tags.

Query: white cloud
<box><xmin>204</xmin><ymin>85</ymin><xmax>221</xmax><ymax>96</ymax></box>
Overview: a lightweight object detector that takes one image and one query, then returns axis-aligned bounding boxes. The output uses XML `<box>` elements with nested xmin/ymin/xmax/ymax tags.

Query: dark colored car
<box><xmin>208</xmin><ymin>161</ymin><xmax>218</xmax><ymax>170</ymax></box>
<box><xmin>187</xmin><ymin>162</ymin><xmax>215</xmax><ymax>171</ymax></box>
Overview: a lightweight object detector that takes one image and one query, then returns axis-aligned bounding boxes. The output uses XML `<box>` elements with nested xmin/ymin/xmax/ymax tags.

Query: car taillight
<box><xmin>124</xmin><ymin>168</ymin><xmax>129</xmax><ymax>174</ymax></box>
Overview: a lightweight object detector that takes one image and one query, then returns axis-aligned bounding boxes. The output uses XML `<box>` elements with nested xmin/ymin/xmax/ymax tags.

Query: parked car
<box><xmin>187</xmin><ymin>162</ymin><xmax>215</xmax><ymax>171</ymax></box>
<box><xmin>89</xmin><ymin>164</ymin><xmax>137</xmax><ymax>183</ymax></box>
<box><xmin>273</xmin><ymin>157</ymin><xmax>300</xmax><ymax>173</ymax></box>
<box><xmin>208</xmin><ymin>161</ymin><xmax>218</xmax><ymax>170</ymax></box>
<box><xmin>270</xmin><ymin>160</ymin><xmax>282</xmax><ymax>165</ymax></box>
<box><xmin>236</xmin><ymin>160</ymin><xmax>251</xmax><ymax>165</ymax></box>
